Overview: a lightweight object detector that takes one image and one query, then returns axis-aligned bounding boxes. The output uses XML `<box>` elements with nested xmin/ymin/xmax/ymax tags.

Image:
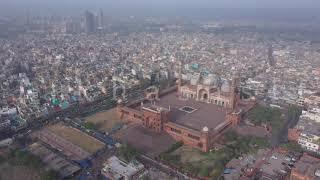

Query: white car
<box><xmin>271</xmin><ymin>155</ymin><xmax>278</xmax><ymax>160</ymax></box>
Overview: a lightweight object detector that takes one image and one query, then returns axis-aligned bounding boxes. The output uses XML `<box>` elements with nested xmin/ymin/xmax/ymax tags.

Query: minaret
<box><xmin>201</xmin><ymin>126</ymin><xmax>209</xmax><ymax>152</ymax></box>
<box><xmin>230</xmin><ymin>73</ymin><xmax>239</xmax><ymax>110</ymax></box>
<box><xmin>178</xmin><ymin>61</ymin><xmax>182</xmax><ymax>92</ymax></box>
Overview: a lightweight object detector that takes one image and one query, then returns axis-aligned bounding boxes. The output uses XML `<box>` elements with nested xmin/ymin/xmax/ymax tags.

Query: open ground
<box><xmin>48</xmin><ymin>123</ymin><xmax>105</xmax><ymax>154</ymax></box>
<box><xmin>84</xmin><ymin>108</ymin><xmax>125</xmax><ymax>132</ymax></box>
<box><xmin>115</xmin><ymin>123</ymin><xmax>176</xmax><ymax>158</ymax></box>
<box><xmin>0</xmin><ymin>162</ymin><xmax>42</xmax><ymax>180</ymax></box>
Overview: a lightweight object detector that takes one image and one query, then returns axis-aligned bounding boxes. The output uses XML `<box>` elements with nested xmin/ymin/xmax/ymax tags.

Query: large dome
<box><xmin>221</xmin><ymin>81</ymin><xmax>231</xmax><ymax>93</ymax></box>
<box><xmin>203</xmin><ymin>74</ymin><xmax>218</xmax><ymax>86</ymax></box>
<box><xmin>190</xmin><ymin>74</ymin><xmax>200</xmax><ymax>85</ymax></box>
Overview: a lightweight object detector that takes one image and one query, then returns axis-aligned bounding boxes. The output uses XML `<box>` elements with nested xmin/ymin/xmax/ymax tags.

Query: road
<box><xmin>7</xmin><ymin>86</ymin><xmax>190</xmax><ymax>179</ymax></box>
<box><xmin>137</xmin><ymin>155</ymin><xmax>190</xmax><ymax>180</ymax></box>
<box><xmin>67</xmin><ymin>119</ymin><xmax>188</xmax><ymax>180</ymax></box>
<box><xmin>8</xmin><ymin>85</ymin><xmax>145</xmax><ymax>140</ymax></box>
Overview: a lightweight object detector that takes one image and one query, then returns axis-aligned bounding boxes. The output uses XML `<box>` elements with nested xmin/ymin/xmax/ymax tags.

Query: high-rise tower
<box><xmin>178</xmin><ymin>61</ymin><xmax>182</xmax><ymax>91</ymax></box>
<box><xmin>268</xmin><ymin>45</ymin><xmax>275</xmax><ymax>67</ymax></box>
<box><xmin>84</xmin><ymin>10</ymin><xmax>96</xmax><ymax>34</ymax></box>
<box><xmin>98</xmin><ymin>8</ymin><xmax>104</xmax><ymax>30</ymax></box>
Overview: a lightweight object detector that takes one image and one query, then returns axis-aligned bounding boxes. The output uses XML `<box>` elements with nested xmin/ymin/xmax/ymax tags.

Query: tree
<box><xmin>209</xmin><ymin>164</ymin><xmax>224</xmax><ymax>179</ymax></box>
<box><xmin>165</xmin><ymin>141</ymin><xmax>183</xmax><ymax>153</ymax></box>
<box><xmin>280</xmin><ymin>142</ymin><xmax>303</xmax><ymax>153</ymax></box>
<box><xmin>83</xmin><ymin>122</ymin><xmax>97</xmax><ymax>130</ymax></box>
<box><xmin>119</xmin><ymin>144</ymin><xmax>139</xmax><ymax>162</ymax></box>
<box><xmin>42</xmin><ymin>170</ymin><xmax>59</xmax><ymax>180</ymax></box>
<box><xmin>288</xmin><ymin>105</ymin><xmax>302</xmax><ymax>123</ymax></box>
<box><xmin>198</xmin><ymin>166</ymin><xmax>210</xmax><ymax>177</ymax></box>
<box><xmin>248</xmin><ymin>105</ymin><xmax>283</xmax><ymax>130</ymax></box>
<box><xmin>141</xmin><ymin>174</ymin><xmax>151</xmax><ymax>180</ymax></box>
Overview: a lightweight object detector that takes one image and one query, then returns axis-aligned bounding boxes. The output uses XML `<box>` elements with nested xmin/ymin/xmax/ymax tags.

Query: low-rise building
<box><xmin>304</xmin><ymin>93</ymin><xmax>320</xmax><ymax>107</ymax></box>
<box><xmin>224</xmin><ymin>149</ymin><xmax>270</xmax><ymax>180</ymax></box>
<box><xmin>101</xmin><ymin>156</ymin><xmax>145</xmax><ymax>180</ymax></box>
<box><xmin>291</xmin><ymin>153</ymin><xmax>320</xmax><ymax>180</ymax></box>
<box><xmin>290</xmin><ymin>107</ymin><xmax>320</xmax><ymax>154</ymax></box>
<box><xmin>28</xmin><ymin>142</ymin><xmax>81</xmax><ymax>178</ymax></box>
<box><xmin>260</xmin><ymin>152</ymin><xmax>291</xmax><ymax>180</ymax></box>
<box><xmin>224</xmin><ymin>149</ymin><xmax>293</xmax><ymax>180</ymax></box>
<box><xmin>298</xmin><ymin>133</ymin><xmax>320</xmax><ymax>153</ymax></box>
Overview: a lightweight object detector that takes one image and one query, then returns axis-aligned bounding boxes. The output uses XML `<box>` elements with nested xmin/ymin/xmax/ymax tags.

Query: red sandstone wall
<box><xmin>226</xmin><ymin>113</ymin><xmax>241</xmax><ymax>126</ymax></box>
<box><xmin>288</xmin><ymin>128</ymin><xmax>301</xmax><ymax>142</ymax></box>
<box><xmin>142</xmin><ymin>109</ymin><xmax>162</xmax><ymax>132</ymax></box>
<box><xmin>164</xmin><ymin>123</ymin><xmax>208</xmax><ymax>152</ymax></box>
<box><xmin>117</xmin><ymin>106</ymin><xmax>143</xmax><ymax>123</ymax></box>
<box><xmin>290</xmin><ymin>170</ymin><xmax>312</xmax><ymax>180</ymax></box>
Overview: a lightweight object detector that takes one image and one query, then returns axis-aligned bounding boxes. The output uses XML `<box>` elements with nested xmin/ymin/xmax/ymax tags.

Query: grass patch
<box><xmin>83</xmin><ymin>122</ymin><xmax>98</xmax><ymax>130</ymax></box>
<box><xmin>0</xmin><ymin>149</ymin><xmax>58</xmax><ymax>180</ymax></box>
<box><xmin>160</xmin><ymin>132</ymin><xmax>270</xmax><ymax>179</ymax></box>
<box><xmin>164</xmin><ymin>141</ymin><xmax>183</xmax><ymax>154</ymax></box>
<box><xmin>85</xmin><ymin>108</ymin><xmax>125</xmax><ymax>132</ymax></box>
<box><xmin>48</xmin><ymin>124</ymin><xmax>105</xmax><ymax>154</ymax></box>
<box><xmin>118</xmin><ymin>144</ymin><xmax>140</xmax><ymax>162</ymax></box>
<box><xmin>280</xmin><ymin>142</ymin><xmax>303</xmax><ymax>153</ymax></box>
<box><xmin>9</xmin><ymin>149</ymin><xmax>42</xmax><ymax>169</ymax></box>
<box><xmin>41</xmin><ymin>170</ymin><xmax>59</xmax><ymax>180</ymax></box>
<box><xmin>159</xmin><ymin>141</ymin><xmax>184</xmax><ymax>166</ymax></box>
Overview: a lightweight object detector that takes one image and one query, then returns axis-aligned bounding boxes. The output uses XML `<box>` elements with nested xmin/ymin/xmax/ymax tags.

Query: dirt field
<box><xmin>85</xmin><ymin>108</ymin><xmax>125</xmax><ymax>132</ymax></box>
<box><xmin>116</xmin><ymin>124</ymin><xmax>176</xmax><ymax>158</ymax></box>
<box><xmin>48</xmin><ymin>123</ymin><xmax>104</xmax><ymax>154</ymax></box>
<box><xmin>0</xmin><ymin>163</ymin><xmax>42</xmax><ymax>180</ymax></box>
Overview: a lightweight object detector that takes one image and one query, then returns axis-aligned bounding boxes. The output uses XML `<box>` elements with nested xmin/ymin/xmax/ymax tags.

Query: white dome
<box><xmin>117</xmin><ymin>99</ymin><xmax>123</xmax><ymax>104</ymax></box>
<box><xmin>221</xmin><ymin>81</ymin><xmax>231</xmax><ymax>93</ymax></box>
<box><xmin>190</xmin><ymin>78</ymin><xmax>198</xmax><ymax>86</ymax></box>
<box><xmin>203</xmin><ymin>74</ymin><xmax>219</xmax><ymax>86</ymax></box>
<box><xmin>202</xmin><ymin>126</ymin><xmax>209</xmax><ymax>132</ymax></box>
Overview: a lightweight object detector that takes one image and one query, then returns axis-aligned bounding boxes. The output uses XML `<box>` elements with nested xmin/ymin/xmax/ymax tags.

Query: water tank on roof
<box><xmin>52</xmin><ymin>99</ymin><xmax>60</xmax><ymax>106</ymax></box>
<box><xmin>191</xmin><ymin>63</ymin><xmax>199</xmax><ymax>70</ymax></box>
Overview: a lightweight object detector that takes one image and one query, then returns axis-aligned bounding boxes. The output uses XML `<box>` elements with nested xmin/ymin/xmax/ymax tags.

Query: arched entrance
<box><xmin>198</xmin><ymin>89</ymin><xmax>209</xmax><ymax>101</ymax></box>
<box><xmin>113</xmin><ymin>82</ymin><xmax>126</xmax><ymax>100</ymax></box>
<box><xmin>203</xmin><ymin>93</ymin><xmax>208</xmax><ymax>100</ymax></box>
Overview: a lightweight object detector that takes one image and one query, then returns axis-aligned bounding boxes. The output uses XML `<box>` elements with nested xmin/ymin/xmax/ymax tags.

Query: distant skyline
<box><xmin>3</xmin><ymin>0</ymin><xmax>320</xmax><ymax>9</ymax></box>
<box><xmin>1</xmin><ymin>0</ymin><xmax>320</xmax><ymax>20</ymax></box>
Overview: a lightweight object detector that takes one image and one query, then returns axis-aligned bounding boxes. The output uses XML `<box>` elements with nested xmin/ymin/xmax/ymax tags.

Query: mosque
<box><xmin>117</xmin><ymin>69</ymin><xmax>256</xmax><ymax>152</ymax></box>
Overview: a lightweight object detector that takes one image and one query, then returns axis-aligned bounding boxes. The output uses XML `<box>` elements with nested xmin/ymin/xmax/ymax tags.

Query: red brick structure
<box><xmin>141</xmin><ymin>106</ymin><xmax>170</xmax><ymax>133</ymax></box>
<box><xmin>290</xmin><ymin>153</ymin><xmax>320</xmax><ymax>180</ymax></box>
<box><xmin>118</xmin><ymin>77</ymin><xmax>256</xmax><ymax>152</ymax></box>
<box><xmin>288</xmin><ymin>128</ymin><xmax>302</xmax><ymax>142</ymax></box>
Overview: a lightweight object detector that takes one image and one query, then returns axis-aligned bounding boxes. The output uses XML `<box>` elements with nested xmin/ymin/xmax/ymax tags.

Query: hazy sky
<box><xmin>1</xmin><ymin>0</ymin><xmax>320</xmax><ymax>18</ymax></box>
<box><xmin>3</xmin><ymin>0</ymin><xmax>320</xmax><ymax>8</ymax></box>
